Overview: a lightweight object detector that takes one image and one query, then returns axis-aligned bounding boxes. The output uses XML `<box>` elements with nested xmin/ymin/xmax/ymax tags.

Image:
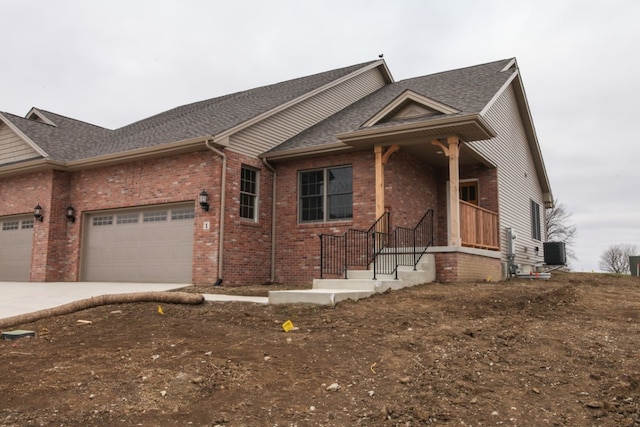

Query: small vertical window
<box><xmin>299</xmin><ymin>166</ymin><xmax>353</xmax><ymax>223</ymax></box>
<box><xmin>531</xmin><ymin>200</ymin><xmax>541</xmax><ymax>241</ymax></box>
<box><xmin>240</xmin><ymin>166</ymin><xmax>259</xmax><ymax>221</ymax></box>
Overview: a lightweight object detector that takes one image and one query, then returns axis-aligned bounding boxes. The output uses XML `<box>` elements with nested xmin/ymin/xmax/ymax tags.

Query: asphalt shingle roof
<box><xmin>1</xmin><ymin>58</ymin><xmax>514</xmax><ymax>164</ymax></box>
<box><xmin>266</xmin><ymin>58</ymin><xmax>515</xmax><ymax>155</ymax></box>
<box><xmin>1</xmin><ymin>60</ymin><xmax>377</xmax><ymax>162</ymax></box>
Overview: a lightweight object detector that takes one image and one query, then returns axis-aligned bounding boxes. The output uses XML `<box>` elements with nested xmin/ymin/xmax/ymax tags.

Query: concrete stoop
<box><xmin>268</xmin><ymin>254</ymin><xmax>435</xmax><ymax>306</ymax></box>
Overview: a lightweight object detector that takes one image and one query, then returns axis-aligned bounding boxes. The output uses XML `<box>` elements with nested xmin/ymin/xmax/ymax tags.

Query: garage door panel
<box><xmin>82</xmin><ymin>205</ymin><xmax>194</xmax><ymax>283</ymax></box>
<box><xmin>0</xmin><ymin>216</ymin><xmax>34</xmax><ymax>281</ymax></box>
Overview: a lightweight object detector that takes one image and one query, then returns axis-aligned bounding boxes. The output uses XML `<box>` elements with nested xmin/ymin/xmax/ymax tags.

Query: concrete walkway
<box><xmin>0</xmin><ymin>282</ymin><xmax>267</xmax><ymax>321</ymax></box>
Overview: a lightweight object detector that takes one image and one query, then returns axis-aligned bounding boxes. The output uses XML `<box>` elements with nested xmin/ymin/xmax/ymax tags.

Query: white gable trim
<box><xmin>26</xmin><ymin>108</ymin><xmax>57</xmax><ymax>127</ymax></box>
<box><xmin>362</xmin><ymin>90</ymin><xmax>460</xmax><ymax>128</ymax></box>
<box><xmin>0</xmin><ymin>113</ymin><xmax>49</xmax><ymax>157</ymax></box>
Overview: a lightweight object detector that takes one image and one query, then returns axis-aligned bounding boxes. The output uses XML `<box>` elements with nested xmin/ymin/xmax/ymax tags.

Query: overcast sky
<box><xmin>2</xmin><ymin>0</ymin><xmax>639</xmax><ymax>272</ymax></box>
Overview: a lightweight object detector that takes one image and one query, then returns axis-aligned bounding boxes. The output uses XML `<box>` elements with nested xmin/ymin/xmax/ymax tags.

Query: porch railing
<box><xmin>372</xmin><ymin>209</ymin><xmax>434</xmax><ymax>279</ymax></box>
<box><xmin>460</xmin><ymin>200</ymin><xmax>499</xmax><ymax>250</ymax></box>
<box><xmin>319</xmin><ymin>212</ymin><xmax>389</xmax><ymax>279</ymax></box>
<box><xmin>319</xmin><ymin>209</ymin><xmax>434</xmax><ymax>280</ymax></box>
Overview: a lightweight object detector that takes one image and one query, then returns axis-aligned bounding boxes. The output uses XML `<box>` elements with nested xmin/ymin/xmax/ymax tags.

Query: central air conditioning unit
<box><xmin>543</xmin><ymin>242</ymin><xmax>566</xmax><ymax>266</ymax></box>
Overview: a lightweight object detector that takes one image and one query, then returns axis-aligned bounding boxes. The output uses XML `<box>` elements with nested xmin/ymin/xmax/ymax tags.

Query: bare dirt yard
<box><xmin>2</xmin><ymin>271</ymin><xmax>640</xmax><ymax>427</ymax></box>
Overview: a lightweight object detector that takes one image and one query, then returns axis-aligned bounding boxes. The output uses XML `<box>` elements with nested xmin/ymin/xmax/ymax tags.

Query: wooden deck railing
<box><xmin>460</xmin><ymin>200</ymin><xmax>499</xmax><ymax>251</ymax></box>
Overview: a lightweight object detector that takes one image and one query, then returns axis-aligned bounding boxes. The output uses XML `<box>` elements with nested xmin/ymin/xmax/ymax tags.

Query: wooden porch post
<box><xmin>375</xmin><ymin>145</ymin><xmax>384</xmax><ymax>219</ymax></box>
<box><xmin>447</xmin><ymin>136</ymin><xmax>461</xmax><ymax>246</ymax></box>
<box><xmin>431</xmin><ymin>136</ymin><xmax>461</xmax><ymax>246</ymax></box>
<box><xmin>374</xmin><ymin>145</ymin><xmax>400</xmax><ymax>219</ymax></box>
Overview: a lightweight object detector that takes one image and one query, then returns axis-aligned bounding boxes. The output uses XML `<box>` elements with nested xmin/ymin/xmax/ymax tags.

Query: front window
<box><xmin>240</xmin><ymin>166</ymin><xmax>259</xmax><ymax>221</ymax></box>
<box><xmin>299</xmin><ymin>166</ymin><xmax>353</xmax><ymax>223</ymax></box>
<box><xmin>531</xmin><ymin>200</ymin><xmax>541</xmax><ymax>240</ymax></box>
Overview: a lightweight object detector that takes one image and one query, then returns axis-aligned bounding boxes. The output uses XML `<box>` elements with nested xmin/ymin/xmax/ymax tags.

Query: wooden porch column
<box><xmin>375</xmin><ymin>146</ymin><xmax>384</xmax><ymax>218</ymax></box>
<box><xmin>374</xmin><ymin>144</ymin><xmax>400</xmax><ymax>219</ymax></box>
<box><xmin>447</xmin><ymin>136</ymin><xmax>461</xmax><ymax>246</ymax></box>
<box><xmin>431</xmin><ymin>136</ymin><xmax>461</xmax><ymax>246</ymax></box>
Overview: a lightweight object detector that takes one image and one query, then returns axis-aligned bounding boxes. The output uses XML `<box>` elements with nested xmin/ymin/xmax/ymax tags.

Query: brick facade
<box><xmin>0</xmin><ymin>149</ymin><xmax>276</xmax><ymax>286</ymax></box>
<box><xmin>1</xmin><ymin>146</ymin><xmax>502</xmax><ymax>286</ymax></box>
<box><xmin>434</xmin><ymin>250</ymin><xmax>502</xmax><ymax>282</ymax></box>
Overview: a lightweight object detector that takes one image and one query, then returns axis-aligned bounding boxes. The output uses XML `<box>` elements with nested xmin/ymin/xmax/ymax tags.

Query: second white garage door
<box><xmin>81</xmin><ymin>204</ymin><xmax>195</xmax><ymax>283</ymax></box>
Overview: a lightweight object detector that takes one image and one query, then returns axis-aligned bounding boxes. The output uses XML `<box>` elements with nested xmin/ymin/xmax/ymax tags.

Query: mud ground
<box><xmin>1</xmin><ymin>271</ymin><xmax>640</xmax><ymax>426</ymax></box>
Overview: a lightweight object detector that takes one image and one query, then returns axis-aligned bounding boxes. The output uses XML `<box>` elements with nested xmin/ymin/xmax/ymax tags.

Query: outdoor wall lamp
<box><xmin>33</xmin><ymin>204</ymin><xmax>44</xmax><ymax>222</ymax></box>
<box><xmin>66</xmin><ymin>205</ymin><xmax>76</xmax><ymax>223</ymax></box>
<box><xmin>198</xmin><ymin>190</ymin><xmax>210</xmax><ymax>212</ymax></box>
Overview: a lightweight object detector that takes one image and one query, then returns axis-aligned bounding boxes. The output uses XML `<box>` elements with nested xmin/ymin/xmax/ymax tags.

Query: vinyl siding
<box><xmin>468</xmin><ymin>84</ymin><xmax>545</xmax><ymax>269</ymax></box>
<box><xmin>0</xmin><ymin>123</ymin><xmax>40</xmax><ymax>164</ymax></box>
<box><xmin>229</xmin><ymin>68</ymin><xmax>387</xmax><ymax>157</ymax></box>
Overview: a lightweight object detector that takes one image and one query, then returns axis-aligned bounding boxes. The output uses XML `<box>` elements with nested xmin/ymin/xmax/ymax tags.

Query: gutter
<box><xmin>262</xmin><ymin>158</ymin><xmax>276</xmax><ymax>283</ymax></box>
<box><xmin>205</xmin><ymin>140</ymin><xmax>227</xmax><ymax>286</ymax></box>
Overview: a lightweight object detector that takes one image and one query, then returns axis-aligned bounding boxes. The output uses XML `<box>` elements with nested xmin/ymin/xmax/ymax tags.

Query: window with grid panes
<box><xmin>299</xmin><ymin>166</ymin><xmax>352</xmax><ymax>223</ymax></box>
<box><xmin>240</xmin><ymin>166</ymin><xmax>259</xmax><ymax>221</ymax></box>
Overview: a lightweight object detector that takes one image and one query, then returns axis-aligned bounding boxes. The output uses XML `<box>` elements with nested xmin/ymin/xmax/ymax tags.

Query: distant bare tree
<box><xmin>599</xmin><ymin>244</ymin><xmax>639</xmax><ymax>274</ymax></box>
<box><xmin>545</xmin><ymin>199</ymin><xmax>577</xmax><ymax>262</ymax></box>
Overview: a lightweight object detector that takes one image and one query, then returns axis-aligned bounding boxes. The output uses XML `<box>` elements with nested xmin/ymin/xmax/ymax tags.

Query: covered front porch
<box><xmin>332</xmin><ymin>112</ymin><xmax>503</xmax><ymax>282</ymax></box>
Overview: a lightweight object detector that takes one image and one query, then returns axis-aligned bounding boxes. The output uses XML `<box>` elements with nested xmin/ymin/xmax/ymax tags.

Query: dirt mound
<box><xmin>2</xmin><ymin>272</ymin><xmax>640</xmax><ymax>426</ymax></box>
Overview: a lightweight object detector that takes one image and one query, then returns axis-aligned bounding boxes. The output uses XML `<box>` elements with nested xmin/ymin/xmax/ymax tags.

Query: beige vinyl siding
<box><xmin>0</xmin><ymin>123</ymin><xmax>40</xmax><ymax>164</ymax></box>
<box><xmin>229</xmin><ymin>68</ymin><xmax>387</xmax><ymax>157</ymax></box>
<box><xmin>468</xmin><ymin>84</ymin><xmax>545</xmax><ymax>269</ymax></box>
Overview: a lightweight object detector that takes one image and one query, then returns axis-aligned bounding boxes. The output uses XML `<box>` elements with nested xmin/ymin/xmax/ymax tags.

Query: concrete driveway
<box><xmin>0</xmin><ymin>282</ymin><xmax>190</xmax><ymax>320</ymax></box>
<box><xmin>0</xmin><ymin>282</ymin><xmax>269</xmax><ymax>321</ymax></box>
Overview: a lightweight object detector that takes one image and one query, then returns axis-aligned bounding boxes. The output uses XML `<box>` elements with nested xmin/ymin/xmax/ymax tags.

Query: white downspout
<box><xmin>206</xmin><ymin>140</ymin><xmax>226</xmax><ymax>285</ymax></box>
<box><xmin>262</xmin><ymin>158</ymin><xmax>276</xmax><ymax>283</ymax></box>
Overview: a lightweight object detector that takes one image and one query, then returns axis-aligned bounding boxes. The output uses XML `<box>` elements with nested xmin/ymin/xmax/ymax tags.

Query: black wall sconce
<box><xmin>198</xmin><ymin>190</ymin><xmax>210</xmax><ymax>212</ymax></box>
<box><xmin>66</xmin><ymin>205</ymin><xmax>76</xmax><ymax>223</ymax></box>
<box><xmin>34</xmin><ymin>204</ymin><xmax>44</xmax><ymax>222</ymax></box>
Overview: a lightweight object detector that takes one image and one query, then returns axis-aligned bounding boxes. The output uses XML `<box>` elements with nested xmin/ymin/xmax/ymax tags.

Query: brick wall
<box><xmin>273</xmin><ymin>151</ymin><xmax>377</xmax><ymax>284</ymax></box>
<box><xmin>221</xmin><ymin>151</ymin><xmax>273</xmax><ymax>286</ymax></box>
<box><xmin>273</xmin><ymin>149</ymin><xmax>441</xmax><ymax>285</ymax></box>
<box><xmin>1</xmin><ymin>150</ymin><xmax>227</xmax><ymax>284</ymax></box>
<box><xmin>385</xmin><ymin>150</ymin><xmax>438</xmax><ymax>230</ymax></box>
<box><xmin>434</xmin><ymin>251</ymin><xmax>502</xmax><ymax>282</ymax></box>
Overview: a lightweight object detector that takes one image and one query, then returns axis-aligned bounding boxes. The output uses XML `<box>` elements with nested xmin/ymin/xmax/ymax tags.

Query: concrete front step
<box><xmin>268</xmin><ymin>288</ymin><xmax>375</xmax><ymax>306</ymax></box>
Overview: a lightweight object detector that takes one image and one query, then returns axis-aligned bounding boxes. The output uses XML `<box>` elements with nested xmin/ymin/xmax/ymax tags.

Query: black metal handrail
<box><xmin>372</xmin><ymin>209</ymin><xmax>434</xmax><ymax>279</ymax></box>
<box><xmin>319</xmin><ymin>209</ymin><xmax>433</xmax><ymax>280</ymax></box>
<box><xmin>319</xmin><ymin>212</ymin><xmax>390</xmax><ymax>279</ymax></box>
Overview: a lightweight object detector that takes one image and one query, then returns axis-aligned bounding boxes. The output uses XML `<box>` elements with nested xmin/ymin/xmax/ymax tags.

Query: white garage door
<box><xmin>81</xmin><ymin>204</ymin><xmax>195</xmax><ymax>283</ymax></box>
<box><xmin>0</xmin><ymin>216</ymin><xmax>34</xmax><ymax>281</ymax></box>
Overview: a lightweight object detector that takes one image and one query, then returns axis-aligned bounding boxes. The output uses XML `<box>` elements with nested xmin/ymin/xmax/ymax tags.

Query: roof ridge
<box><xmin>33</xmin><ymin>109</ymin><xmax>112</xmax><ymax>131</ymax></box>
<box><xmin>396</xmin><ymin>58</ymin><xmax>515</xmax><ymax>84</ymax></box>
